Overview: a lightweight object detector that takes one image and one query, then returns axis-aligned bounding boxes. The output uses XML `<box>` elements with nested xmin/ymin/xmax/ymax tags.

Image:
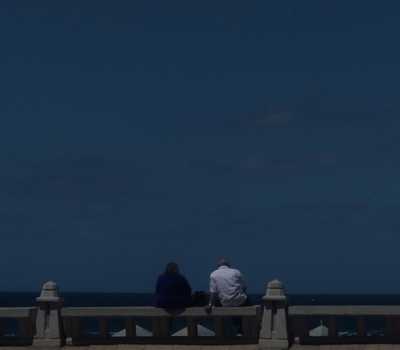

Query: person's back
<box><xmin>209</xmin><ymin>258</ymin><xmax>247</xmax><ymax>307</ymax></box>
<box><xmin>155</xmin><ymin>262</ymin><xmax>192</xmax><ymax>309</ymax></box>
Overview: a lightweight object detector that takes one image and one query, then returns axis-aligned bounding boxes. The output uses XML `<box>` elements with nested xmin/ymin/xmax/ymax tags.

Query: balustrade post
<box><xmin>33</xmin><ymin>281</ymin><xmax>64</xmax><ymax>348</ymax></box>
<box><xmin>258</xmin><ymin>279</ymin><xmax>289</xmax><ymax>350</ymax></box>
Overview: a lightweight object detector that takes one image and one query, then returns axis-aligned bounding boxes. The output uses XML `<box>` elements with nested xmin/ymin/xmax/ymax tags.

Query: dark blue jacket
<box><xmin>155</xmin><ymin>273</ymin><xmax>192</xmax><ymax>308</ymax></box>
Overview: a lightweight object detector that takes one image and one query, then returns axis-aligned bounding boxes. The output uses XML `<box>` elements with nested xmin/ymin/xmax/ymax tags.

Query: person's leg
<box><xmin>233</xmin><ymin>296</ymin><xmax>252</xmax><ymax>335</ymax></box>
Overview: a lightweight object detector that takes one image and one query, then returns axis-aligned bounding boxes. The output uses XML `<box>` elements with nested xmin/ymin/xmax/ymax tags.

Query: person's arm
<box><xmin>206</xmin><ymin>292</ymin><xmax>218</xmax><ymax>309</ymax></box>
<box><xmin>205</xmin><ymin>276</ymin><xmax>218</xmax><ymax>313</ymax></box>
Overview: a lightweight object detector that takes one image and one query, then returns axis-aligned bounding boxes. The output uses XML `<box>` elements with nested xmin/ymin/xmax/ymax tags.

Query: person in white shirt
<box><xmin>205</xmin><ymin>258</ymin><xmax>248</xmax><ymax>313</ymax></box>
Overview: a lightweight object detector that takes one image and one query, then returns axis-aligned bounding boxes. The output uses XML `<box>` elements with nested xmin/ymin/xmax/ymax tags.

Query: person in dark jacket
<box><xmin>155</xmin><ymin>262</ymin><xmax>192</xmax><ymax>309</ymax></box>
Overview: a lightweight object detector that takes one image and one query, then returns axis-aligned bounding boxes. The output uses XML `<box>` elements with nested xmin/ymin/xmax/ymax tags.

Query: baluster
<box><xmin>187</xmin><ymin>318</ymin><xmax>198</xmax><ymax>337</ymax></box>
<box><xmin>293</xmin><ymin>317</ymin><xmax>309</xmax><ymax>341</ymax></box>
<box><xmin>161</xmin><ymin>318</ymin><xmax>170</xmax><ymax>337</ymax></box>
<box><xmin>328</xmin><ymin>316</ymin><xmax>337</xmax><ymax>337</ymax></box>
<box><xmin>214</xmin><ymin>317</ymin><xmax>224</xmax><ymax>338</ymax></box>
<box><xmin>99</xmin><ymin>318</ymin><xmax>109</xmax><ymax>338</ymax></box>
<box><xmin>63</xmin><ymin>318</ymin><xmax>71</xmax><ymax>340</ymax></box>
<box><xmin>255</xmin><ymin>305</ymin><xmax>262</xmax><ymax>336</ymax></box>
<box><xmin>153</xmin><ymin>317</ymin><xmax>169</xmax><ymax>337</ymax></box>
<box><xmin>125</xmin><ymin>318</ymin><xmax>136</xmax><ymax>337</ymax></box>
<box><xmin>385</xmin><ymin>316</ymin><xmax>393</xmax><ymax>337</ymax></box>
<box><xmin>241</xmin><ymin>316</ymin><xmax>253</xmax><ymax>338</ymax></box>
<box><xmin>392</xmin><ymin>316</ymin><xmax>400</xmax><ymax>336</ymax></box>
<box><xmin>152</xmin><ymin>319</ymin><xmax>160</xmax><ymax>337</ymax></box>
<box><xmin>71</xmin><ymin>318</ymin><xmax>81</xmax><ymax>343</ymax></box>
<box><xmin>17</xmin><ymin>318</ymin><xmax>33</xmax><ymax>338</ymax></box>
<box><xmin>357</xmin><ymin>317</ymin><xmax>366</xmax><ymax>337</ymax></box>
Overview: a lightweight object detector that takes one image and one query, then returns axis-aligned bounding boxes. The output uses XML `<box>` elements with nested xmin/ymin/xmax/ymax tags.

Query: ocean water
<box><xmin>2</xmin><ymin>292</ymin><xmax>400</xmax><ymax>307</ymax></box>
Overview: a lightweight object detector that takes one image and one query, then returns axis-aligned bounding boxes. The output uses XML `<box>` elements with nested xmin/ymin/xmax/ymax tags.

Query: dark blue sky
<box><xmin>1</xmin><ymin>1</ymin><xmax>400</xmax><ymax>293</ymax></box>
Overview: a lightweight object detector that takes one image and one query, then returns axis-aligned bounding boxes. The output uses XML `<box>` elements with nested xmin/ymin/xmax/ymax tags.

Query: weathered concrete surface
<box><xmin>34</xmin><ymin>281</ymin><xmax>64</xmax><ymax>347</ymax></box>
<box><xmin>259</xmin><ymin>279</ymin><xmax>289</xmax><ymax>350</ymax></box>
<box><xmin>291</xmin><ymin>346</ymin><xmax>400</xmax><ymax>350</ymax></box>
<box><xmin>68</xmin><ymin>346</ymin><xmax>259</xmax><ymax>350</ymax></box>
<box><xmin>7</xmin><ymin>345</ymin><xmax>400</xmax><ymax>350</ymax></box>
<box><xmin>2</xmin><ymin>346</ymin><xmax>258</xmax><ymax>350</ymax></box>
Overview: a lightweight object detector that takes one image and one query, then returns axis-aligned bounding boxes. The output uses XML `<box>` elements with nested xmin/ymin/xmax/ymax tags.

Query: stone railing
<box><xmin>0</xmin><ymin>307</ymin><xmax>35</xmax><ymax>346</ymax></box>
<box><xmin>61</xmin><ymin>306</ymin><xmax>261</xmax><ymax>345</ymax></box>
<box><xmin>0</xmin><ymin>279</ymin><xmax>288</xmax><ymax>348</ymax></box>
<box><xmin>288</xmin><ymin>305</ymin><xmax>400</xmax><ymax>345</ymax></box>
<box><xmin>5</xmin><ymin>279</ymin><xmax>400</xmax><ymax>348</ymax></box>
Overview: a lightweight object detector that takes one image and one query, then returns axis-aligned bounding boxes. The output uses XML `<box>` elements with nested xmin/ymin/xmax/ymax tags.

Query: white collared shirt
<box><xmin>209</xmin><ymin>265</ymin><xmax>247</xmax><ymax>307</ymax></box>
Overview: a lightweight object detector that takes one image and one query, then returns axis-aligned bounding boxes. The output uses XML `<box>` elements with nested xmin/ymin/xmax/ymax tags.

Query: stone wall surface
<box><xmin>2</xmin><ymin>345</ymin><xmax>400</xmax><ymax>350</ymax></box>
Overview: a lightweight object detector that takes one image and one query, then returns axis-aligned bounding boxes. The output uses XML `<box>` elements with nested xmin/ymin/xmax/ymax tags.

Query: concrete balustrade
<box><xmin>61</xmin><ymin>306</ymin><xmax>261</xmax><ymax>345</ymax></box>
<box><xmin>1</xmin><ymin>280</ymin><xmax>400</xmax><ymax>348</ymax></box>
<box><xmin>0</xmin><ymin>307</ymin><xmax>35</xmax><ymax>346</ymax></box>
<box><xmin>289</xmin><ymin>305</ymin><xmax>400</xmax><ymax>345</ymax></box>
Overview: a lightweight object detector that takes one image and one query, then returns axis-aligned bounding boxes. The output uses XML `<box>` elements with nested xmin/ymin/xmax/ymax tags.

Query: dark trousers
<box><xmin>215</xmin><ymin>296</ymin><xmax>252</xmax><ymax>336</ymax></box>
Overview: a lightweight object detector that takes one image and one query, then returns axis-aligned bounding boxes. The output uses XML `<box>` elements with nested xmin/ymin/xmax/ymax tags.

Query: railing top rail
<box><xmin>289</xmin><ymin>305</ymin><xmax>400</xmax><ymax>316</ymax></box>
<box><xmin>62</xmin><ymin>305</ymin><xmax>261</xmax><ymax>318</ymax></box>
<box><xmin>0</xmin><ymin>307</ymin><xmax>36</xmax><ymax>318</ymax></box>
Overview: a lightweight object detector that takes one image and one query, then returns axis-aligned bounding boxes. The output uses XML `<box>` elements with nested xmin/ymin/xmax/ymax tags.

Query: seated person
<box><xmin>205</xmin><ymin>257</ymin><xmax>248</xmax><ymax>335</ymax></box>
<box><xmin>155</xmin><ymin>262</ymin><xmax>192</xmax><ymax>309</ymax></box>
<box><xmin>206</xmin><ymin>257</ymin><xmax>248</xmax><ymax>312</ymax></box>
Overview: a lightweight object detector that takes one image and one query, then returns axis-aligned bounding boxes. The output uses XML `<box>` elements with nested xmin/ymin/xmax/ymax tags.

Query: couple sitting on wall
<box><xmin>154</xmin><ymin>258</ymin><xmax>248</xmax><ymax>312</ymax></box>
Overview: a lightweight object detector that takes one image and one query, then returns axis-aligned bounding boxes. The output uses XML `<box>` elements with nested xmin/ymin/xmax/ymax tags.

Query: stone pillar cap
<box><xmin>36</xmin><ymin>281</ymin><xmax>62</xmax><ymax>303</ymax></box>
<box><xmin>268</xmin><ymin>279</ymin><xmax>284</xmax><ymax>289</ymax></box>
<box><xmin>263</xmin><ymin>278</ymin><xmax>287</xmax><ymax>301</ymax></box>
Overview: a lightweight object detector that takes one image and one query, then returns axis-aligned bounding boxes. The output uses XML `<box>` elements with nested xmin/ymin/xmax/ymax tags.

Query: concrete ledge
<box><xmin>61</xmin><ymin>306</ymin><xmax>261</xmax><ymax>318</ymax></box>
<box><xmin>0</xmin><ymin>307</ymin><xmax>36</xmax><ymax>318</ymax></box>
<box><xmin>4</xmin><ymin>345</ymin><xmax>400</xmax><ymax>350</ymax></box>
<box><xmin>289</xmin><ymin>306</ymin><xmax>400</xmax><ymax>316</ymax></box>
<box><xmin>258</xmin><ymin>339</ymin><xmax>289</xmax><ymax>350</ymax></box>
<box><xmin>33</xmin><ymin>338</ymin><xmax>65</xmax><ymax>348</ymax></box>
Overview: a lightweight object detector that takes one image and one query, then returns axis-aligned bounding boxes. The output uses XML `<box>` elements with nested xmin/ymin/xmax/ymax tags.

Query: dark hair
<box><xmin>217</xmin><ymin>257</ymin><xmax>231</xmax><ymax>268</ymax></box>
<box><xmin>165</xmin><ymin>262</ymin><xmax>179</xmax><ymax>274</ymax></box>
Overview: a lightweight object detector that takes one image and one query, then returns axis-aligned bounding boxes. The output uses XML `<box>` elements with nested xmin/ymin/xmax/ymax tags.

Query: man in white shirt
<box><xmin>205</xmin><ymin>258</ymin><xmax>248</xmax><ymax>312</ymax></box>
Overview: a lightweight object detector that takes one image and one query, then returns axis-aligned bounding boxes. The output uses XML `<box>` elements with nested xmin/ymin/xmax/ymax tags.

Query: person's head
<box><xmin>217</xmin><ymin>257</ymin><xmax>231</xmax><ymax>268</ymax></box>
<box><xmin>165</xmin><ymin>262</ymin><xmax>179</xmax><ymax>274</ymax></box>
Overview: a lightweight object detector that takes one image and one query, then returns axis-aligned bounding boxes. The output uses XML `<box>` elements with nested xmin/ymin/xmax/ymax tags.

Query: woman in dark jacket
<box><xmin>155</xmin><ymin>262</ymin><xmax>192</xmax><ymax>309</ymax></box>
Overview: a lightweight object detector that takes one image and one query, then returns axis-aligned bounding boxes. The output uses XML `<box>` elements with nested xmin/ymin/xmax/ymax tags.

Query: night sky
<box><xmin>1</xmin><ymin>1</ymin><xmax>400</xmax><ymax>293</ymax></box>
